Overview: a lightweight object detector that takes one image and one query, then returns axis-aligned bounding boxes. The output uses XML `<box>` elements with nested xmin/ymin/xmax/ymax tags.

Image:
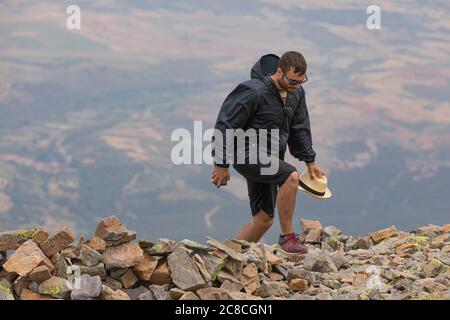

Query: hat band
<box><xmin>299</xmin><ymin>179</ymin><xmax>326</xmax><ymax>197</ymax></box>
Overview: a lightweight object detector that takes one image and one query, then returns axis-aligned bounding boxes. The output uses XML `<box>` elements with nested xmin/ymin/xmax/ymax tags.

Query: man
<box><xmin>211</xmin><ymin>51</ymin><xmax>325</xmax><ymax>254</ymax></box>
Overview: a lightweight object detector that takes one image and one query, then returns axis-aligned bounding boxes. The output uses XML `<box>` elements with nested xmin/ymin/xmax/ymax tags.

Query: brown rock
<box><xmin>254</xmin><ymin>280</ymin><xmax>289</xmax><ymax>298</ymax></box>
<box><xmin>228</xmin><ymin>291</ymin><xmax>262</xmax><ymax>300</ymax></box>
<box><xmin>100</xmin><ymin>285</ymin><xmax>131</xmax><ymax>300</ymax></box>
<box><xmin>196</xmin><ymin>287</ymin><xmax>230</xmax><ymax>300</ymax></box>
<box><xmin>352</xmin><ymin>273</ymin><xmax>368</xmax><ymax>287</ymax></box>
<box><xmin>102</xmin><ymin>242</ymin><xmax>144</xmax><ymax>269</ymax></box>
<box><xmin>32</xmin><ymin>229</ymin><xmax>49</xmax><ymax>245</ymax></box>
<box><xmin>20</xmin><ymin>288</ymin><xmax>54</xmax><ymax>300</ymax></box>
<box><xmin>38</xmin><ymin>256</ymin><xmax>55</xmax><ymax>273</ymax></box>
<box><xmin>38</xmin><ymin>276</ymin><xmax>71</xmax><ymax>299</ymax></box>
<box><xmin>12</xmin><ymin>277</ymin><xmax>32</xmax><ymax>296</ymax></box>
<box><xmin>240</xmin><ymin>263</ymin><xmax>260</xmax><ymax>295</ymax></box>
<box><xmin>120</xmin><ymin>269</ymin><xmax>139</xmax><ymax>289</ymax></box>
<box><xmin>395</xmin><ymin>244</ymin><xmax>419</xmax><ymax>258</ymax></box>
<box><xmin>86</xmin><ymin>236</ymin><xmax>107</xmax><ymax>253</ymax></box>
<box><xmin>431</xmin><ymin>234</ymin><xmax>450</xmax><ymax>248</ymax></box>
<box><xmin>192</xmin><ymin>254</ymin><xmax>211</xmax><ymax>282</ymax></box>
<box><xmin>356</xmin><ymin>236</ymin><xmax>373</xmax><ymax>249</ymax></box>
<box><xmin>169</xmin><ymin>288</ymin><xmax>186</xmax><ymax>300</ymax></box>
<box><xmin>220</xmin><ymin>279</ymin><xmax>244</xmax><ymax>292</ymax></box>
<box><xmin>211</xmin><ymin>248</ymin><xmax>228</xmax><ymax>260</ymax></box>
<box><xmin>269</xmin><ymin>272</ymin><xmax>284</xmax><ymax>282</ymax></box>
<box><xmin>266</xmin><ymin>251</ymin><xmax>283</xmax><ymax>265</ymax></box>
<box><xmin>179</xmin><ymin>292</ymin><xmax>199</xmax><ymax>300</ymax></box>
<box><xmin>300</xmin><ymin>219</ymin><xmax>323</xmax><ymax>232</ymax></box>
<box><xmin>39</xmin><ymin>227</ymin><xmax>75</xmax><ymax>257</ymax></box>
<box><xmin>305</xmin><ymin>228</ymin><xmax>322</xmax><ymax>244</ymax></box>
<box><xmin>149</xmin><ymin>259</ymin><xmax>172</xmax><ymax>285</ymax></box>
<box><xmin>132</xmin><ymin>253</ymin><xmax>159</xmax><ymax>281</ymax></box>
<box><xmin>29</xmin><ymin>266</ymin><xmax>52</xmax><ymax>284</ymax></box>
<box><xmin>289</xmin><ymin>278</ymin><xmax>309</xmax><ymax>292</ymax></box>
<box><xmin>207</xmin><ymin>237</ymin><xmax>245</xmax><ymax>262</ymax></box>
<box><xmin>369</xmin><ymin>226</ymin><xmax>398</xmax><ymax>243</ymax></box>
<box><xmin>223</xmin><ymin>240</ymin><xmax>242</xmax><ymax>252</ymax></box>
<box><xmin>3</xmin><ymin>239</ymin><xmax>46</xmax><ymax>276</ymax></box>
<box><xmin>95</xmin><ymin>216</ymin><xmax>136</xmax><ymax>246</ymax></box>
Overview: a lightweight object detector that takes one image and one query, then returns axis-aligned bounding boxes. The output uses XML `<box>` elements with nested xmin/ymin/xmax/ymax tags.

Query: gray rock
<box><xmin>0</xmin><ymin>279</ymin><xmax>14</xmax><ymax>300</ymax></box>
<box><xmin>104</xmin><ymin>277</ymin><xmax>123</xmax><ymax>290</ymax></box>
<box><xmin>79</xmin><ymin>263</ymin><xmax>107</xmax><ymax>278</ymax></box>
<box><xmin>52</xmin><ymin>253</ymin><xmax>68</xmax><ymax>279</ymax></box>
<box><xmin>331</xmin><ymin>252</ymin><xmax>347</xmax><ymax>270</ymax></box>
<box><xmin>71</xmin><ymin>275</ymin><xmax>102</xmax><ymax>300</ymax></box>
<box><xmin>78</xmin><ymin>244</ymin><xmax>102</xmax><ymax>267</ymax></box>
<box><xmin>123</xmin><ymin>286</ymin><xmax>149</xmax><ymax>300</ymax></box>
<box><xmin>148</xmin><ymin>284</ymin><xmax>172</xmax><ymax>300</ymax></box>
<box><xmin>167</xmin><ymin>246</ymin><xmax>206</xmax><ymax>291</ymax></box>
<box><xmin>303</xmin><ymin>250</ymin><xmax>338</xmax><ymax>273</ymax></box>
<box><xmin>179</xmin><ymin>239</ymin><xmax>214</xmax><ymax>252</ymax></box>
<box><xmin>223</xmin><ymin>256</ymin><xmax>243</xmax><ymax>278</ymax></box>
<box><xmin>316</xmin><ymin>292</ymin><xmax>333</xmax><ymax>300</ymax></box>
<box><xmin>253</xmin><ymin>280</ymin><xmax>289</xmax><ymax>298</ymax></box>
<box><xmin>138</xmin><ymin>290</ymin><xmax>155</xmax><ymax>300</ymax></box>
<box><xmin>146</xmin><ymin>238</ymin><xmax>178</xmax><ymax>256</ymax></box>
<box><xmin>196</xmin><ymin>252</ymin><xmax>225</xmax><ymax>282</ymax></box>
<box><xmin>109</xmin><ymin>268</ymin><xmax>128</xmax><ymax>279</ymax></box>
<box><xmin>322</xmin><ymin>226</ymin><xmax>342</xmax><ymax>238</ymax></box>
<box><xmin>286</xmin><ymin>267</ymin><xmax>317</xmax><ymax>284</ymax></box>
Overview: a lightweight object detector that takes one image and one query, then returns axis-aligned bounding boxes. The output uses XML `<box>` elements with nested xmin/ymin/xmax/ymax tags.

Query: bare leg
<box><xmin>234</xmin><ymin>210</ymin><xmax>274</xmax><ymax>242</ymax></box>
<box><xmin>277</xmin><ymin>171</ymin><xmax>299</xmax><ymax>235</ymax></box>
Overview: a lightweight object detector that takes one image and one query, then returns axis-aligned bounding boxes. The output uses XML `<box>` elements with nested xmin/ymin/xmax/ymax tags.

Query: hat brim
<box><xmin>298</xmin><ymin>185</ymin><xmax>332</xmax><ymax>200</ymax></box>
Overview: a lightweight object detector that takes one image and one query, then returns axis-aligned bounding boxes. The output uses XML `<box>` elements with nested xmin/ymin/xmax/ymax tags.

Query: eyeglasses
<box><xmin>283</xmin><ymin>73</ymin><xmax>308</xmax><ymax>85</ymax></box>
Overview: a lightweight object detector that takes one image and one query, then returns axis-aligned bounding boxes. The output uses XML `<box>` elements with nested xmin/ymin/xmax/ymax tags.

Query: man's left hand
<box><xmin>306</xmin><ymin>163</ymin><xmax>326</xmax><ymax>180</ymax></box>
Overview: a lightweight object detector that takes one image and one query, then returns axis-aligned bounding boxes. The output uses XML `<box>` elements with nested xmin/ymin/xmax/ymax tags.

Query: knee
<box><xmin>253</xmin><ymin>211</ymin><xmax>274</xmax><ymax>229</ymax></box>
<box><xmin>286</xmin><ymin>171</ymin><xmax>299</xmax><ymax>189</ymax></box>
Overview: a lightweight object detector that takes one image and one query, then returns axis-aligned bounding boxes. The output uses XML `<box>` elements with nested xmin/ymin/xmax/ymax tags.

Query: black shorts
<box><xmin>233</xmin><ymin>158</ymin><xmax>297</xmax><ymax>218</ymax></box>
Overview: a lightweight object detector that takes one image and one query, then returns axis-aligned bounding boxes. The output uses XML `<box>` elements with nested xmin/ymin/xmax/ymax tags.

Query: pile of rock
<box><xmin>1</xmin><ymin>217</ymin><xmax>449</xmax><ymax>300</ymax></box>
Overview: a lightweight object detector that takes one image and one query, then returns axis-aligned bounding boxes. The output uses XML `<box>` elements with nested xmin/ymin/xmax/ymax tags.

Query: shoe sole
<box><xmin>277</xmin><ymin>247</ymin><xmax>308</xmax><ymax>255</ymax></box>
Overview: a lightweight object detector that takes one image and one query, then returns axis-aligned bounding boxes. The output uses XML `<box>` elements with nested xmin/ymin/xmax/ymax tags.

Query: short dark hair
<box><xmin>278</xmin><ymin>51</ymin><xmax>307</xmax><ymax>75</ymax></box>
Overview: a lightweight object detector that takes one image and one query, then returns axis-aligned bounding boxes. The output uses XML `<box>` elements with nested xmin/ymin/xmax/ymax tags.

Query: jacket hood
<box><xmin>250</xmin><ymin>54</ymin><xmax>280</xmax><ymax>79</ymax></box>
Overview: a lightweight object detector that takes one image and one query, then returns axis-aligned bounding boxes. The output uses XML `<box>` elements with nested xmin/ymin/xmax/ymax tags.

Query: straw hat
<box><xmin>298</xmin><ymin>168</ymin><xmax>332</xmax><ymax>199</ymax></box>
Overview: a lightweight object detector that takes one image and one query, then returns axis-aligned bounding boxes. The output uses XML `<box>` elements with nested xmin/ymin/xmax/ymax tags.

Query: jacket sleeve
<box><xmin>288</xmin><ymin>89</ymin><xmax>316</xmax><ymax>164</ymax></box>
<box><xmin>212</xmin><ymin>83</ymin><xmax>258</xmax><ymax>168</ymax></box>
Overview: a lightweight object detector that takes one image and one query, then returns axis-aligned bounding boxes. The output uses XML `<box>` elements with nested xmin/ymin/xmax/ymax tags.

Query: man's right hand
<box><xmin>211</xmin><ymin>166</ymin><xmax>230</xmax><ymax>188</ymax></box>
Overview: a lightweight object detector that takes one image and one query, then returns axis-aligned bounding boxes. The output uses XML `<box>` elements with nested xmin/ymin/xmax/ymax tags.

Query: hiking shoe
<box><xmin>278</xmin><ymin>233</ymin><xmax>308</xmax><ymax>254</ymax></box>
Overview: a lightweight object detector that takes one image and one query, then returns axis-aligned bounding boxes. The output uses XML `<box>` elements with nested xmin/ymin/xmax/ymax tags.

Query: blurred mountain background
<box><xmin>0</xmin><ymin>0</ymin><xmax>449</xmax><ymax>243</ymax></box>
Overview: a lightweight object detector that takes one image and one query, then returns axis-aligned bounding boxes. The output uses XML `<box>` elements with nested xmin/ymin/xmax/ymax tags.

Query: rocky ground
<box><xmin>0</xmin><ymin>216</ymin><xmax>449</xmax><ymax>300</ymax></box>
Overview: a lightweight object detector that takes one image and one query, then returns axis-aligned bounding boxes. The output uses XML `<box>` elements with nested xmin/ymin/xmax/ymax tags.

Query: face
<box><xmin>277</xmin><ymin>67</ymin><xmax>307</xmax><ymax>93</ymax></box>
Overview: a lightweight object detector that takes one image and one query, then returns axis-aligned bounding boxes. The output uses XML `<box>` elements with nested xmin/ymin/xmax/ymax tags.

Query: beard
<box><xmin>280</xmin><ymin>79</ymin><xmax>297</xmax><ymax>93</ymax></box>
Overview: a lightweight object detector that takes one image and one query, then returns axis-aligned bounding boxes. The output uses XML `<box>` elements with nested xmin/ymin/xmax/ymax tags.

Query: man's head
<box><xmin>272</xmin><ymin>51</ymin><xmax>308</xmax><ymax>93</ymax></box>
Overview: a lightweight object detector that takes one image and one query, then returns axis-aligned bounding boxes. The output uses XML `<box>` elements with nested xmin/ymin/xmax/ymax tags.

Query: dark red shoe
<box><xmin>278</xmin><ymin>233</ymin><xmax>308</xmax><ymax>254</ymax></box>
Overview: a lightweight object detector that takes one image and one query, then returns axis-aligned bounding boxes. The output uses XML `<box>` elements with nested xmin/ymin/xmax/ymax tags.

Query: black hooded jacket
<box><xmin>212</xmin><ymin>54</ymin><xmax>316</xmax><ymax>168</ymax></box>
